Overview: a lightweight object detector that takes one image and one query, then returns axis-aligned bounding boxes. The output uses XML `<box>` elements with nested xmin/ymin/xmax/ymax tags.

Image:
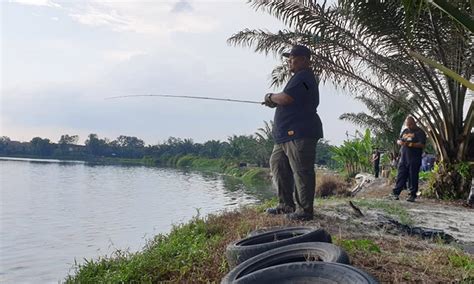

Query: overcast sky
<box><xmin>1</xmin><ymin>0</ymin><xmax>365</xmax><ymax>146</ymax></box>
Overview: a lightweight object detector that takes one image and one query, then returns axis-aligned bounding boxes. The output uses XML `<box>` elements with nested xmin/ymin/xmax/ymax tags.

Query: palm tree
<box><xmin>339</xmin><ymin>91</ymin><xmax>412</xmax><ymax>154</ymax></box>
<box><xmin>254</xmin><ymin>120</ymin><xmax>274</xmax><ymax>167</ymax></box>
<box><xmin>228</xmin><ymin>0</ymin><xmax>473</xmax><ymax>199</ymax></box>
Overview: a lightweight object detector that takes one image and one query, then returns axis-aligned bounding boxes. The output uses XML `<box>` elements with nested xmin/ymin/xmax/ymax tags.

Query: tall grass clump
<box><xmin>176</xmin><ymin>155</ymin><xmax>198</xmax><ymax>168</ymax></box>
<box><xmin>241</xmin><ymin>168</ymin><xmax>269</xmax><ymax>185</ymax></box>
<box><xmin>316</xmin><ymin>174</ymin><xmax>350</xmax><ymax>197</ymax></box>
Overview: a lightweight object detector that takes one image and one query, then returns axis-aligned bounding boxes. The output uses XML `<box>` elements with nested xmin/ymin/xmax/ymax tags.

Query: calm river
<box><xmin>0</xmin><ymin>157</ymin><xmax>273</xmax><ymax>283</ymax></box>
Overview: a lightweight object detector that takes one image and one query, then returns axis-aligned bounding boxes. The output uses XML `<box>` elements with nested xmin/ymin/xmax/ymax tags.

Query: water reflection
<box><xmin>0</xmin><ymin>156</ymin><xmax>85</xmax><ymax>165</ymax></box>
<box><xmin>0</xmin><ymin>158</ymin><xmax>273</xmax><ymax>283</ymax></box>
<box><xmin>222</xmin><ymin>175</ymin><xmax>274</xmax><ymax>200</ymax></box>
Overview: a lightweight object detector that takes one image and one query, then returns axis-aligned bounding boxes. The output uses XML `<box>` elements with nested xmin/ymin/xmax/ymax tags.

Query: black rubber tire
<box><xmin>233</xmin><ymin>262</ymin><xmax>379</xmax><ymax>284</ymax></box>
<box><xmin>225</xmin><ymin>227</ymin><xmax>331</xmax><ymax>268</ymax></box>
<box><xmin>247</xmin><ymin>226</ymin><xmax>287</xmax><ymax>237</ymax></box>
<box><xmin>222</xmin><ymin>242</ymin><xmax>350</xmax><ymax>284</ymax></box>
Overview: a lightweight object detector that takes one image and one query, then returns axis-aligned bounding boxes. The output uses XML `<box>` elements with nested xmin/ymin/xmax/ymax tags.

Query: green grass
<box><xmin>448</xmin><ymin>250</ymin><xmax>474</xmax><ymax>271</ymax></box>
<box><xmin>335</xmin><ymin>238</ymin><xmax>381</xmax><ymax>254</ymax></box>
<box><xmin>241</xmin><ymin>168</ymin><xmax>269</xmax><ymax>185</ymax></box>
<box><xmin>176</xmin><ymin>155</ymin><xmax>198</xmax><ymax>168</ymax></box>
<box><xmin>419</xmin><ymin>170</ymin><xmax>434</xmax><ymax>182</ymax></box>
<box><xmin>254</xmin><ymin>197</ymin><xmax>278</xmax><ymax>213</ymax></box>
<box><xmin>352</xmin><ymin>199</ymin><xmax>413</xmax><ymax>225</ymax></box>
<box><xmin>314</xmin><ymin>196</ymin><xmax>348</xmax><ymax>206</ymax></box>
<box><xmin>65</xmin><ymin>205</ymin><xmax>474</xmax><ymax>283</ymax></box>
<box><xmin>448</xmin><ymin>250</ymin><xmax>474</xmax><ymax>282</ymax></box>
<box><xmin>66</xmin><ymin>216</ymin><xmax>223</xmax><ymax>283</ymax></box>
<box><xmin>190</xmin><ymin>158</ymin><xmax>224</xmax><ymax>172</ymax></box>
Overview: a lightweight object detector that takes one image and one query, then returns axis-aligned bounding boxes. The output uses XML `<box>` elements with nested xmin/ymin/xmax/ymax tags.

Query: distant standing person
<box><xmin>389</xmin><ymin>152</ymin><xmax>399</xmax><ymax>168</ymax></box>
<box><xmin>262</xmin><ymin>45</ymin><xmax>323</xmax><ymax>221</ymax></box>
<box><xmin>390</xmin><ymin>116</ymin><xmax>426</xmax><ymax>202</ymax></box>
<box><xmin>372</xmin><ymin>148</ymin><xmax>381</xmax><ymax>178</ymax></box>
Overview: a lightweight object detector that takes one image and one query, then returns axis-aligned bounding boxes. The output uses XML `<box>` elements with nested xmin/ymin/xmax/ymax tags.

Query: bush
<box><xmin>176</xmin><ymin>155</ymin><xmax>198</xmax><ymax>168</ymax></box>
<box><xmin>142</xmin><ymin>156</ymin><xmax>158</xmax><ymax>166</ymax></box>
<box><xmin>419</xmin><ymin>170</ymin><xmax>434</xmax><ymax>182</ymax></box>
<box><xmin>241</xmin><ymin>168</ymin><xmax>269</xmax><ymax>185</ymax></box>
<box><xmin>191</xmin><ymin>158</ymin><xmax>226</xmax><ymax>172</ymax></box>
<box><xmin>224</xmin><ymin>165</ymin><xmax>243</xmax><ymax>177</ymax></box>
<box><xmin>316</xmin><ymin>174</ymin><xmax>350</xmax><ymax>197</ymax></box>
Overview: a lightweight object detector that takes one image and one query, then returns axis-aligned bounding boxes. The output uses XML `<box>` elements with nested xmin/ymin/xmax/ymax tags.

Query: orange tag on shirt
<box><xmin>288</xmin><ymin>130</ymin><xmax>294</xmax><ymax>136</ymax></box>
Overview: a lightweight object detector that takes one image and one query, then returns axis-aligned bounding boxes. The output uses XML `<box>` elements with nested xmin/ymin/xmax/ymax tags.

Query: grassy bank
<box><xmin>89</xmin><ymin>155</ymin><xmax>271</xmax><ymax>187</ymax></box>
<box><xmin>65</xmin><ymin>199</ymin><xmax>473</xmax><ymax>283</ymax></box>
<box><xmin>173</xmin><ymin>155</ymin><xmax>271</xmax><ymax>186</ymax></box>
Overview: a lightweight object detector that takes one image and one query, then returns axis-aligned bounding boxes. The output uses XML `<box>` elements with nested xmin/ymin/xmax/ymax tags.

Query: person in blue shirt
<box><xmin>262</xmin><ymin>45</ymin><xmax>323</xmax><ymax>221</ymax></box>
<box><xmin>390</xmin><ymin>116</ymin><xmax>426</xmax><ymax>202</ymax></box>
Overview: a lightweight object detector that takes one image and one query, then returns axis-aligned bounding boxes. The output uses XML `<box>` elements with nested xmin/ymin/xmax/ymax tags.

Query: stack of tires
<box><xmin>222</xmin><ymin>227</ymin><xmax>378</xmax><ymax>283</ymax></box>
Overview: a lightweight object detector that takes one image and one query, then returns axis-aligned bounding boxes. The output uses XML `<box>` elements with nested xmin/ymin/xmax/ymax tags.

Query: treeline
<box><xmin>0</xmin><ymin>122</ymin><xmax>335</xmax><ymax>167</ymax></box>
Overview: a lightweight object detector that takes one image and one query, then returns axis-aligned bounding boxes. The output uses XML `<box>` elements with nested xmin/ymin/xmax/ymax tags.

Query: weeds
<box><xmin>336</xmin><ymin>238</ymin><xmax>381</xmax><ymax>254</ymax></box>
<box><xmin>447</xmin><ymin>250</ymin><xmax>474</xmax><ymax>271</ymax></box>
<box><xmin>316</xmin><ymin>174</ymin><xmax>351</xmax><ymax>197</ymax></box>
<box><xmin>353</xmin><ymin>199</ymin><xmax>413</xmax><ymax>225</ymax></box>
<box><xmin>65</xmin><ymin>205</ymin><xmax>472</xmax><ymax>283</ymax></box>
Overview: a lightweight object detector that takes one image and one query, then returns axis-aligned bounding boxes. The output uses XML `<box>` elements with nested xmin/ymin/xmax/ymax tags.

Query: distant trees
<box><xmin>315</xmin><ymin>139</ymin><xmax>333</xmax><ymax>167</ymax></box>
<box><xmin>226</xmin><ymin>135</ymin><xmax>258</xmax><ymax>162</ymax></box>
<box><xmin>84</xmin><ymin>134</ymin><xmax>109</xmax><ymax>156</ymax></box>
<box><xmin>0</xmin><ymin>121</ymin><xmax>338</xmax><ymax>167</ymax></box>
<box><xmin>110</xmin><ymin>135</ymin><xmax>145</xmax><ymax>158</ymax></box>
<box><xmin>254</xmin><ymin>121</ymin><xmax>274</xmax><ymax>167</ymax></box>
<box><xmin>58</xmin><ymin>134</ymin><xmax>79</xmax><ymax>145</ymax></box>
<box><xmin>30</xmin><ymin>137</ymin><xmax>54</xmax><ymax>156</ymax></box>
<box><xmin>0</xmin><ymin>136</ymin><xmax>11</xmax><ymax>154</ymax></box>
<box><xmin>199</xmin><ymin>140</ymin><xmax>228</xmax><ymax>159</ymax></box>
<box><xmin>58</xmin><ymin>134</ymin><xmax>79</xmax><ymax>155</ymax></box>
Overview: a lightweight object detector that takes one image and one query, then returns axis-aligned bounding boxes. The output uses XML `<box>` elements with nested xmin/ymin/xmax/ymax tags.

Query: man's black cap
<box><xmin>282</xmin><ymin>45</ymin><xmax>311</xmax><ymax>58</ymax></box>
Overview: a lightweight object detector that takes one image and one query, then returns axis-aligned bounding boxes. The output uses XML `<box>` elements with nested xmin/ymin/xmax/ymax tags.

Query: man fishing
<box><xmin>263</xmin><ymin>45</ymin><xmax>323</xmax><ymax>221</ymax></box>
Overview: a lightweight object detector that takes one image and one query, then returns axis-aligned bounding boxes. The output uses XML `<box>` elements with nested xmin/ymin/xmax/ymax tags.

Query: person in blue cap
<box><xmin>262</xmin><ymin>44</ymin><xmax>323</xmax><ymax>221</ymax></box>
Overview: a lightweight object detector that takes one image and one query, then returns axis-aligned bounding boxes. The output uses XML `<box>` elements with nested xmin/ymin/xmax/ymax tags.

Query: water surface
<box><xmin>0</xmin><ymin>158</ymin><xmax>272</xmax><ymax>283</ymax></box>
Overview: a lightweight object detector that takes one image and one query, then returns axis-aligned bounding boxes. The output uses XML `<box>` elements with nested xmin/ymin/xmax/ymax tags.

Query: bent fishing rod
<box><xmin>105</xmin><ymin>94</ymin><xmax>263</xmax><ymax>105</ymax></box>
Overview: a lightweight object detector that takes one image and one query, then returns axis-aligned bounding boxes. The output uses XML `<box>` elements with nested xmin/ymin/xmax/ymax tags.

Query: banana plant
<box><xmin>331</xmin><ymin>129</ymin><xmax>373</xmax><ymax>177</ymax></box>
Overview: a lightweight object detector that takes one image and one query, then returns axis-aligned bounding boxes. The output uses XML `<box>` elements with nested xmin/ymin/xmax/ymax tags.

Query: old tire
<box><xmin>233</xmin><ymin>262</ymin><xmax>378</xmax><ymax>284</ymax></box>
<box><xmin>222</xmin><ymin>242</ymin><xmax>350</xmax><ymax>284</ymax></box>
<box><xmin>225</xmin><ymin>227</ymin><xmax>331</xmax><ymax>268</ymax></box>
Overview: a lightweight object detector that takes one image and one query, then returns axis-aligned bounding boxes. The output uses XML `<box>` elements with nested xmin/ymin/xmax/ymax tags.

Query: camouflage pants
<box><xmin>269</xmin><ymin>138</ymin><xmax>318</xmax><ymax>214</ymax></box>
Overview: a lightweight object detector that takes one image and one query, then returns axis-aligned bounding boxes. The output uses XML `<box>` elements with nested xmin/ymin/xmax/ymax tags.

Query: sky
<box><xmin>1</xmin><ymin>0</ymin><xmax>365</xmax><ymax>146</ymax></box>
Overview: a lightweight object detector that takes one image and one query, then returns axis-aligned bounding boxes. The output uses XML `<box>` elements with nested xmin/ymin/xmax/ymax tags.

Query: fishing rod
<box><xmin>105</xmin><ymin>94</ymin><xmax>263</xmax><ymax>104</ymax></box>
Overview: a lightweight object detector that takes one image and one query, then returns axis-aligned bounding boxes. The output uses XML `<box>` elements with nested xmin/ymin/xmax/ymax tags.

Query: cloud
<box><xmin>171</xmin><ymin>0</ymin><xmax>193</xmax><ymax>13</ymax></box>
<box><xmin>66</xmin><ymin>1</ymin><xmax>217</xmax><ymax>35</ymax></box>
<box><xmin>69</xmin><ymin>5</ymin><xmax>131</xmax><ymax>32</ymax></box>
<box><xmin>103</xmin><ymin>50</ymin><xmax>148</xmax><ymax>62</ymax></box>
<box><xmin>3</xmin><ymin>0</ymin><xmax>366</xmax><ymax>145</ymax></box>
<box><xmin>8</xmin><ymin>0</ymin><xmax>60</xmax><ymax>8</ymax></box>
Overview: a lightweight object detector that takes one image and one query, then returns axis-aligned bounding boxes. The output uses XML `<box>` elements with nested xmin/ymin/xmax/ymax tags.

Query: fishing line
<box><xmin>105</xmin><ymin>94</ymin><xmax>262</xmax><ymax>104</ymax></box>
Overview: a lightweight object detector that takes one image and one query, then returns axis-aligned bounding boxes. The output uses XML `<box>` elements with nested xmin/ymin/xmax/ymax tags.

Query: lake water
<box><xmin>0</xmin><ymin>157</ymin><xmax>273</xmax><ymax>283</ymax></box>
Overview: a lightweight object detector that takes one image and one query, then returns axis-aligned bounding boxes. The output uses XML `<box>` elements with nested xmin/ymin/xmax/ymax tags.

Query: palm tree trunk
<box><xmin>431</xmin><ymin>138</ymin><xmax>473</xmax><ymax>199</ymax></box>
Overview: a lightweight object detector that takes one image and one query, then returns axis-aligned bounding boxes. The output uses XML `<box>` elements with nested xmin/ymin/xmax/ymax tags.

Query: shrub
<box><xmin>419</xmin><ymin>170</ymin><xmax>434</xmax><ymax>182</ymax></box>
<box><xmin>176</xmin><ymin>155</ymin><xmax>198</xmax><ymax>168</ymax></box>
<box><xmin>316</xmin><ymin>174</ymin><xmax>350</xmax><ymax>197</ymax></box>
<box><xmin>241</xmin><ymin>168</ymin><xmax>269</xmax><ymax>185</ymax></box>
